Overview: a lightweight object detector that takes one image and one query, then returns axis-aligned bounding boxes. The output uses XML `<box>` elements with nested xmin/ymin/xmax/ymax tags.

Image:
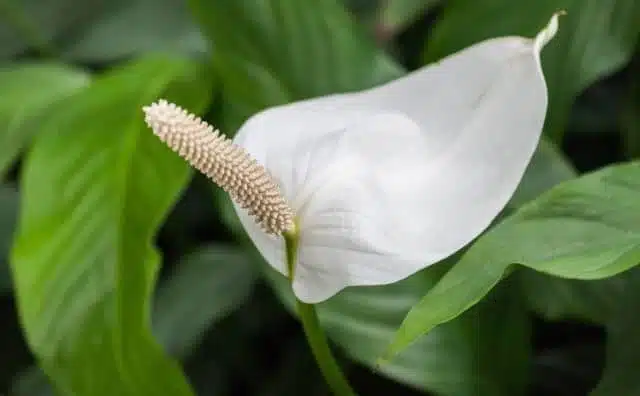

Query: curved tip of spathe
<box><xmin>533</xmin><ymin>11</ymin><xmax>566</xmax><ymax>53</ymax></box>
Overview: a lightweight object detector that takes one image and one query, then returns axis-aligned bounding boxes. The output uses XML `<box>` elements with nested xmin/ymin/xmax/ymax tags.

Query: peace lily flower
<box><xmin>144</xmin><ymin>14</ymin><xmax>560</xmax><ymax>304</ymax></box>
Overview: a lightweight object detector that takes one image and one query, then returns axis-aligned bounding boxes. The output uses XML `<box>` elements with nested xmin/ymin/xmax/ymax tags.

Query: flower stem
<box><xmin>283</xmin><ymin>229</ymin><xmax>358</xmax><ymax>396</ymax></box>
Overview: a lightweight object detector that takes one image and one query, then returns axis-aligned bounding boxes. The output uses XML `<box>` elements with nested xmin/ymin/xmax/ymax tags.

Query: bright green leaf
<box><xmin>153</xmin><ymin>245</ymin><xmax>258</xmax><ymax>358</ymax></box>
<box><xmin>11</xmin><ymin>55</ymin><xmax>213</xmax><ymax>396</ymax></box>
<box><xmin>424</xmin><ymin>0</ymin><xmax>640</xmax><ymax>140</ymax></box>
<box><xmin>385</xmin><ymin>161</ymin><xmax>640</xmax><ymax>359</ymax></box>
<box><xmin>0</xmin><ymin>63</ymin><xmax>90</xmax><ymax>178</ymax></box>
<box><xmin>266</xmin><ymin>266</ymin><xmax>530</xmax><ymax>396</ymax></box>
<box><xmin>591</xmin><ymin>268</ymin><xmax>640</xmax><ymax>395</ymax></box>
<box><xmin>188</xmin><ymin>0</ymin><xmax>402</xmax><ymax>129</ymax></box>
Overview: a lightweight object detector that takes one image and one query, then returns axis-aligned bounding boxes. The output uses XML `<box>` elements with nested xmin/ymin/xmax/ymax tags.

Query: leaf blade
<box><xmin>11</xmin><ymin>55</ymin><xmax>213</xmax><ymax>396</ymax></box>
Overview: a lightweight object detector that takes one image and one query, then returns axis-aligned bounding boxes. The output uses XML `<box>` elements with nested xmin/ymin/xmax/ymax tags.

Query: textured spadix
<box><xmin>143</xmin><ymin>100</ymin><xmax>294</xmax><ymax>234</ymax></box>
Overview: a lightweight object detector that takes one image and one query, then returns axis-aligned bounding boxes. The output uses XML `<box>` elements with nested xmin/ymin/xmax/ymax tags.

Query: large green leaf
<box><xmin>153</xmin><ymin>245</ymin><xmax>258</xmax><ymax>358</ymax></box>
<box><xmin>266</xmin><ymin>266</ymin><xmax>530</xmax><ymax>396</ymax></box>
<box><xmin>385</xmin><ymin>161</ymin><xmax>640</xmax><ymax>359</ymax></box>
<box><xmin>188</xmin><ymin>0</ymin><xmax>402</xmax><ymax>129</ymax></box>
<box><xmin>11</xmin><ymin>55</ymin><xmax>213</xmax><ymax>396</ymax></box>
<box><xmin>424</xmin><ymin>0</ymin><xmax>640</xmax><ymax>140</ymax></box>
<box><xmin>591</xmin><ymin>268</ymin><xmax>640</xmax><ymax>395</ymax></box>
<box><xmin>0</xmin><ymin>63</ymin><xmax>90</xmax><ymax>178</ymax></box>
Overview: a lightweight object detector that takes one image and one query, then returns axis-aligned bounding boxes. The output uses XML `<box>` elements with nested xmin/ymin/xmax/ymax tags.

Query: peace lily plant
<box><xmin>143</xmin><ymin>13</ymin><xmax>561</xmax><ymax>396</ymax></box>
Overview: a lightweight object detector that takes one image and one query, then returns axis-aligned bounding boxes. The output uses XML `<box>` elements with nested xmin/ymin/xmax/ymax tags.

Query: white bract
<box><xmin>231</xmin><ymin>15</ymin><xmax>561</xmax><ymax>303</ymax></box>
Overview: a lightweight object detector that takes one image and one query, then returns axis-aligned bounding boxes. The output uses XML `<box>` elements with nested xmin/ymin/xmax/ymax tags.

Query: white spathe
<box><xmin>232</xmin><ymin>14</ymin><xmax>560</xmax><ymax>303</ymax></box>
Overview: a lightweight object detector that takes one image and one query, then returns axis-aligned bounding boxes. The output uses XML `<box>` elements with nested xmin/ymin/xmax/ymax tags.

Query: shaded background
<box><xmin>0</xmin><ymin>1</ymin><xmax>639</xmax><ymax>395</ymax></box>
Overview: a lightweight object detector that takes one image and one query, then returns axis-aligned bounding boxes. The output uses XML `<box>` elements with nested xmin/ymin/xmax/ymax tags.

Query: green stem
<box><xmin>283</xmin><ymin>229</ymin><xmax>358</xmax><ymax>396</ymax></box>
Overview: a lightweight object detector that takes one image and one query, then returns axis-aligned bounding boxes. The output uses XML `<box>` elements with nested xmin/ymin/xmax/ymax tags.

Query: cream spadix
<box><xmin>143</xmin><ymin>13</ymin><xmax>561</xmax><ymax>304</ymax></box>
<box><xmin>143</xmin><ymin>100</ymin><xmax>295</xmax><ymax>235</ymax></box>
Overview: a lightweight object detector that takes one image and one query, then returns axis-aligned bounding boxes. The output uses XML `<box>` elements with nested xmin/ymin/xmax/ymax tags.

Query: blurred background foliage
<box><xmin>0</xmin><ymin>0</ymin><xmax>638</xmax><ymax>395</ymax></box>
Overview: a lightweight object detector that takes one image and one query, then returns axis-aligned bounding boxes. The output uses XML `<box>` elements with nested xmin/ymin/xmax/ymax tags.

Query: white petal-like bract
<box><xmin>233</xmin><ymin>14</ymin><xmax>560</xmax><ymax>303</ymax></box>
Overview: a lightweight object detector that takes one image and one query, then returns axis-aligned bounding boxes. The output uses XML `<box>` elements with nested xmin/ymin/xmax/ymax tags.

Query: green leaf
<box><xmin>0</xmin><ymin>0</ymin><xmax>205</xmax><ymax>61</ymax></box>
<box><xmin>11</xmin><ymin>55</ymin><xmax>213</xmax><ymax>396</ymax></box>
<box><xmin>153</xmin><ymin>245</ymin><xmax>258</xmax><ymax>358</ymax></box>
<box><xmin>0</xmin><ymin>0</ymin><xmax>118</xmax><ymax>57</ymax></box>
<box><xmin>511</xmin><ymin>141</ymin><xmax>628</xmax><ymax>325</ymax></box>
<box><xmin>591</xmin><ymin>268</ymin><xmax>640</xmax><ymax>395</ymax></box>
<box><xmin>0</xmin><ymin>184</ymin><xmax>18</xmax><ymax>292</ymax></box>
<box><xmin>188</xmin><ymin>0</ymin><xmax>402</xmax><ymax>128</ymax></box>
<box><xmin>12</xmin><ymin>245</ymin><xmax>255</xmax><ymax>396</ymax></box>
<box><xmin>266</xmin><ymin>266</ymin><xmax>530</xmax><ymax>396</ymax></box>
<box><xmin>0</xmin><ymin>63</ymin><xmax>90</xmax><ymax>178</ymax></box>
<box><xmin>424</xmin><ymin>0</ymin><xmax>640</xmax><ymax>140</ymax></box>
<box><xmin>384</xmin><ymin>161</ymin><xmax>640</xmax><ymax>359</ymax></box>
<box><xmin>62</xmin><ymin>0</ymin><xmax>207</xmax><ymax>62</ymax></box>
<box><xmin>519</xmin><ymin>269</ymin><xmax>625</xmax><ymax>324</ymax></box>
<box><xmin>378</xmin><ymin>0</ymin><xmax>441</xmax><ymax>35</ymax></box>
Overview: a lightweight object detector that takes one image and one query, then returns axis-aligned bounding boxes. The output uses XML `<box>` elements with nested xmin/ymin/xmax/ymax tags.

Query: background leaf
<box><xmin>591</xmin><ymin>268</ymin><xmax>640</xmax><ymax>396</ymax></box>
<box><xmin>188</xmin><ymin>0</ymin><xmax>402</xmax><ymax>129</ymax></box>
<box><xmin>153</xmin><ymin>245</ymin><xmax>258</xmax><ymax>359</ymax></box>
<box><xmin>62</xmin><ymin>0</ymin><xmax>207</xmax><ymax>62</ymax></box>
<box><xmin>424</xmin><ymin>0</ymin><xmax>640</xmax><ymax>140</ymax></box>
<box><xmin>10</xmin><ymin>55</ymin><xmax>212</xmax><ymax>396</ymax></box>
<box><xmin>386</xmin><ymin>161</ymin><xmax>640</xmax><ymax>358</ymax></box>
<box><xmin>266</xmin><ymin>266</ymin><xmax>530</xmax><ymax>396</ymax></box>
<box><xmin>0</xmin><ymin>0</ymin><xmax>205</xmax><ymax>62</ymax></box>
<box><xmin>378</xmin><ymin>0</ymin><xmax>442</xmax><ymax>36</ymax></box>
<box><xmin>0</xmin><ymin>63</ymin><xmax>90</xmax><ymax>178</ymax></box>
